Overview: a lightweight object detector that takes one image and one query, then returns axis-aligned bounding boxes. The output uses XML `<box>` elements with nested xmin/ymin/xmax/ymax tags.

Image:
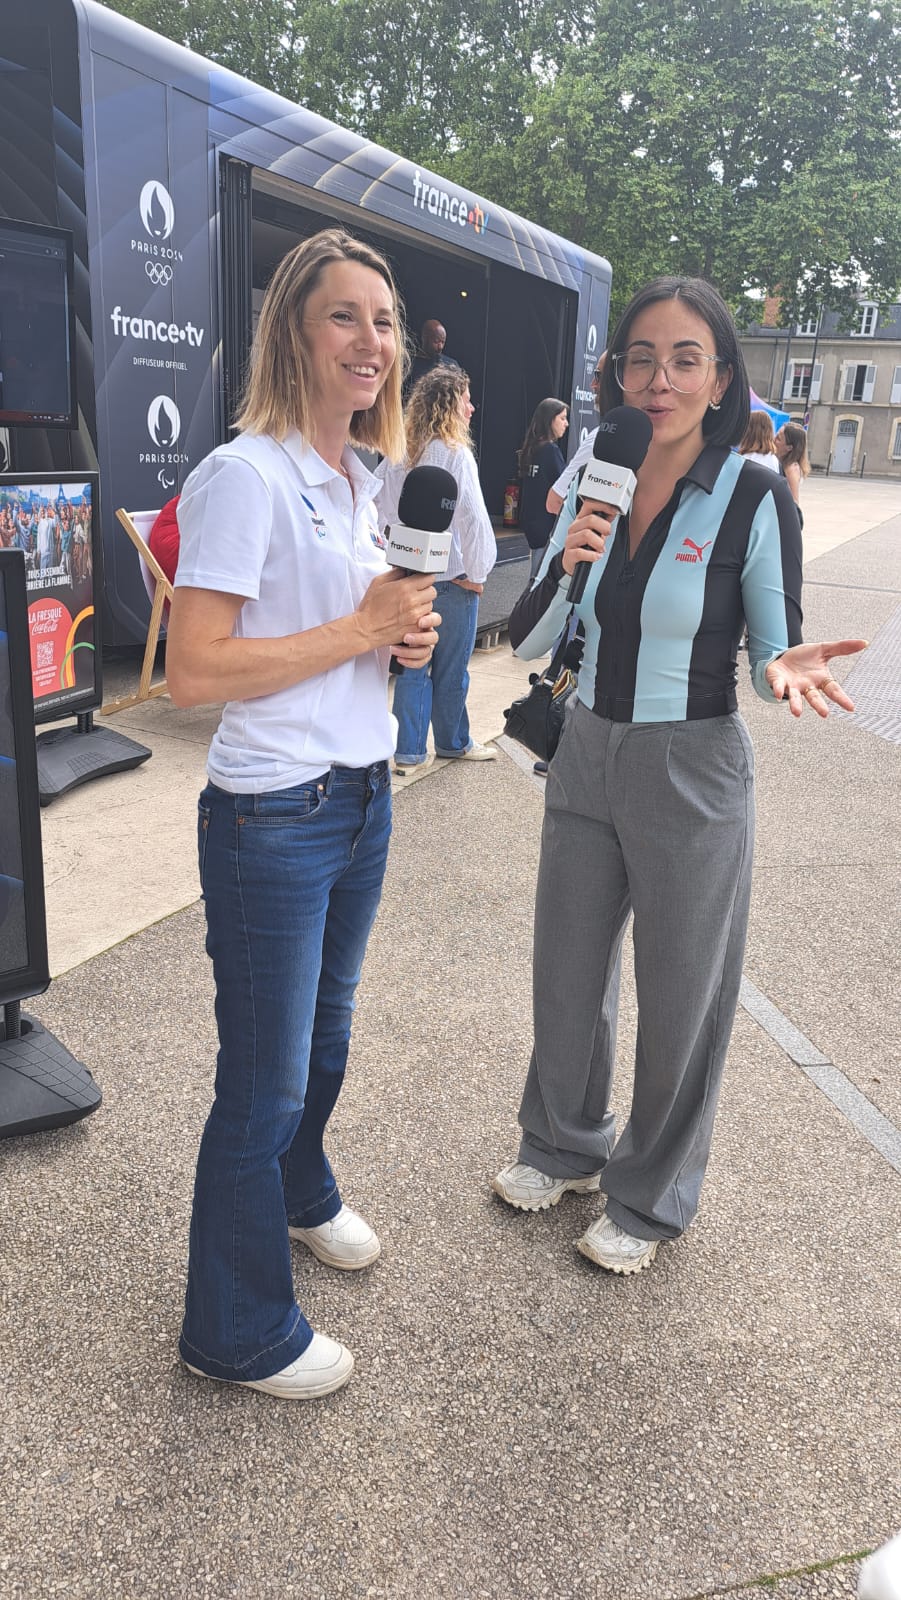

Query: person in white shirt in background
<box><xmin>737</xmin><ymin>409</ymin><xmax>782</xmax><ymax>471</ymax></box>
<box><xmin>546</xmin><ymin>352</ymin><xmax>607</xmax><ymax>518</ymax></box>
<box><xmin>36</xmin><ymin>506</ymin><xmax>59</xmax><ymax>571</ymax></box>
<box><xmin>377</xmin><ymin>364</ymin><xmax>497</xmax><ymax>775</ymax></box>
<box><xmin>166</xmin><ymin>227</ymin><xmax>440</xmax><ymax>1403</ymax></box>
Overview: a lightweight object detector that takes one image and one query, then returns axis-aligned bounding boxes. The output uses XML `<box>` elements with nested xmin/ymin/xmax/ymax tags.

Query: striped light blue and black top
<box><xmin>510</xmin><ymin>444</ymin><xmax>803</xmax><ymax>723</ymax></box>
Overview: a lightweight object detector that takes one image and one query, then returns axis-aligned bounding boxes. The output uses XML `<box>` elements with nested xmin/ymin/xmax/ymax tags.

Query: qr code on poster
<box><xmin>37</xmin><ymin>641</ymin><xmax>55</xmax><ymax>669</ymax></box>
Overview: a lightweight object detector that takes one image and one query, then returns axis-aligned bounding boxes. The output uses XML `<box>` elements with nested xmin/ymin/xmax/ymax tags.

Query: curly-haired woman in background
<box><xmin>376</xmin><ymin>364</ymin><xmax>497</xmax><ymax>775</ymax></box>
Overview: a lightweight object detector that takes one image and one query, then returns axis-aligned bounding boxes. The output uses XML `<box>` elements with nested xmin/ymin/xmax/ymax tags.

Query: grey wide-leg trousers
<box><xmin>518</xmin><ymin>698</ymin><xmax>755</xmax><ymax>1241</ymax></box>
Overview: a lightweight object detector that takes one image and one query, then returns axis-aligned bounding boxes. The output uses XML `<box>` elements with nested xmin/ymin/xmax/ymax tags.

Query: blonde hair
<box><xmin>236</xmin><ymin>228</ymin><xmax>406</xmax><ymax>460</ymax></box>
<box><xmin>739</xmin><ymin>410</ymin><xmax>777</xmax><ymax>456</ymax></box>
<box><xmin>404</xmin><ymin>365</ymin><xmax>472</xmax><ymax>465</ymax></box>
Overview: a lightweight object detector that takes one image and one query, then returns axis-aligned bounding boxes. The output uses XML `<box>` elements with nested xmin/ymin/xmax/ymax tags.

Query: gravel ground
<box><xmin>3</xmin><ymin>516</ymin><xmax>899</xmax><ymax>1599</ymax></box>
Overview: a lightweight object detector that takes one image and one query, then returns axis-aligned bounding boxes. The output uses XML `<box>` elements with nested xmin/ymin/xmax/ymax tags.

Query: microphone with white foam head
<box><xmin>566</xmin><ymin>405</ymin><xmax>654</xmax><ymax>604</ymax></box>
<box><xmin>384</xmin><ymin>464</ymin><xmax>458</xmax><ymax>671</ymax></box>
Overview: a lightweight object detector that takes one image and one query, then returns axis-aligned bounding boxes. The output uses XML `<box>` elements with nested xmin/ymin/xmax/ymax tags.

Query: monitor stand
<box><xmin>0</xmin><ymin>1002</ymin><xmax>102</xmax><ymax>1138</ymax></box>
<box><xmin>36</xmin><ymin>711</ymin><xmax>151</xmax><ymax>806</ymax></box>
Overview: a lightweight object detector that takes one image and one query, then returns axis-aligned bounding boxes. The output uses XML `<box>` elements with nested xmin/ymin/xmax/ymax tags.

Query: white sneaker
<box><xmin>454</xmin><ymin>742</ymin><xmax>497</xmax><ymax>762</ymax></box>
<box><xmin>576</xmin><ymin>1212</ymin><xmax>660</xmax><ymax>1275</ymax></box>
<box><xmin>184</xmin><ymin>1332</ymin><xmax>354</xmax><ymax>1399</ymax></box>
<box><xmin>392</xmin><ymin>754</ymin><xmax>433</xmax><ymax>778</ymax></box>
<box><xmin>492</xmin><ymin>1161</ymin><xmax>603</xmax><ymax>1212</ymax></box>
<box><xmin>289</xmin><ymin>1203</ymin><xmax>381</xmax><ymax>1270</ymax></box>
<box><xmin>858</xmin><ymin>1530</ymin><xmax>901</xmax><ymax>1599</ymax></box>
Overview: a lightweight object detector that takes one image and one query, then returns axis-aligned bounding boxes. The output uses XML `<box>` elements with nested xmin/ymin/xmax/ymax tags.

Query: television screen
<box><xmin>0</xmin><ymin>218</ymin><xmax>76</xmax><ymax>429</ymax></box>
<box><xmin>0</xmin><ymin>472</ymin><xmax>102</xmax><ymax>724</ymax></box>
<box><xmin>0</xmin><ymin>550</ymin><xmax>49</xmax><ymax>1007</ymax></box>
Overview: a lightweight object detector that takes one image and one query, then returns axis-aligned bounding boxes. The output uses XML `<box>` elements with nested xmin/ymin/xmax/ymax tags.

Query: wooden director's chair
<box><xmin>101</xmin><ymin>509</ymin><xmax>174</xmax><ymax>715</ymax></box>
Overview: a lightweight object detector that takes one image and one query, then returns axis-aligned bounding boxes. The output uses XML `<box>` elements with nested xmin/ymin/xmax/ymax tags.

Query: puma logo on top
<box><xmin>675</xmin><ymin>538</ymin><xmax>712</xmax><ymax>564</ymax></box>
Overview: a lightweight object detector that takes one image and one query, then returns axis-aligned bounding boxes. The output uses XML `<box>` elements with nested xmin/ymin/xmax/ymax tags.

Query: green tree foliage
<box><xmin>103</xmin><ymin>0</ymin><xmax>901</xmax><ymax>322</ymax></box>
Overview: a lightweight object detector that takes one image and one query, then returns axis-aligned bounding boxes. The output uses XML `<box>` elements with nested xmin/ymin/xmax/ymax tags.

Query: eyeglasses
<box><xmin>590</xmin><ymin>369</ymin><xmax>603</xmax><ymax>385</ymax></box>
<box><xmin>612</xmin><ymin>350</ymin><xmax>723</xmax><ymax>395</ymax></box>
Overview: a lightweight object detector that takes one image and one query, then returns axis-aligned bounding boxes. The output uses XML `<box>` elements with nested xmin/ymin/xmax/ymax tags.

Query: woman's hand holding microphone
<box><xmin>355</xmin><ymin>568</ymin><xmax>441</xmax><ymax>667</ymax></box>
<box><xmin>561</xmin><ymin>503</ymin><xmax>614</xmax><ymax>578</ymax></box>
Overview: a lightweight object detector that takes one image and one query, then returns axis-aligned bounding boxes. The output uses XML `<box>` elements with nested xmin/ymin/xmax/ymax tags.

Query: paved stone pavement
<box><xmin>1</xmin><ymin>481</ymin><xmax>899</xmax><ymax>1599</ymax></box>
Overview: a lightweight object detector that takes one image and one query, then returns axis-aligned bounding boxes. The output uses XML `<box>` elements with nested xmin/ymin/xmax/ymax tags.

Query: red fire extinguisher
<box><xmin>503</xmin><ymin>476</ymin><xmax>521</xmax><ymax>527</ymax></box>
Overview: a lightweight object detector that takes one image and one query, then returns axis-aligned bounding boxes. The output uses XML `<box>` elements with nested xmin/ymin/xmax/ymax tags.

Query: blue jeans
<box><xmin>179</xmin><ymin>763</ymin><xmax>392</xmax><ymax>1383</ymax></box>
<box><xmin>393</xmin><ymin>580</ymin><xmax>479</xmax><ymax>765</ymax></box>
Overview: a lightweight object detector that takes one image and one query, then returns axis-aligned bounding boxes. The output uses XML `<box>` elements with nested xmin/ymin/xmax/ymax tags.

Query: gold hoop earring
<box><xmin>708</xmin><ymin>400</ymin><xmax>722</xmax><ymax>411</ymax></box>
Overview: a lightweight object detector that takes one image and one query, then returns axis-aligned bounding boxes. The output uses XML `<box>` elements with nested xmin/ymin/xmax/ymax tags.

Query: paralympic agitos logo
<box><xmin>410</xmin><ymin>169</ymin><xmax>489</xmax><ymax>236</ymax></box>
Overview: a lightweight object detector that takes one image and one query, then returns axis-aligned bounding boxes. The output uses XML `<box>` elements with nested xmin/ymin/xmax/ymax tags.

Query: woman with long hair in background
<box><xmin>517</xmin><ymin>397</ymin><xmax>569</xmax><ymax>579</ymax></box>
<box><xmin>377</xmin><ymin>364</ymin><xmax>497</xmax><ymax>775</ymax></box>
<box><xmin>775</xmin><ymin>421</ymin><xmax>811</xmax><ymax>509</ymax></box>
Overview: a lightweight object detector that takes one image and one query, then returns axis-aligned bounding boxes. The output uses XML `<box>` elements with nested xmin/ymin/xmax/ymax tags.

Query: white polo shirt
<box><xmin>550</xmin><ymin>428</ymin><xmax>598</xmax><ymax>501</ymax></box>
<box><xmin>175</xmin><ymin>429</ymin><xmax>396</xmax><ymax>792</ymax></box>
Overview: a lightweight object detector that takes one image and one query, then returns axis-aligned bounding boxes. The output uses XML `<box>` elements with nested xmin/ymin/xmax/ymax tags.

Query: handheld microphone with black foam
<box><xmin>384</xmin><ymin>463</ymin><xmax>458</xmax><ymax>672</ymax></box>
<box><xmin>566</xmin><ymin>405</ymin><xmax>654</xmax><ymax>604</ymax></box>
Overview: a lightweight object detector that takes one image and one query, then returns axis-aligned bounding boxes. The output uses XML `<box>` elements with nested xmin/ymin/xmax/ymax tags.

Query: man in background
<box><xmin>407</xmin><ymin>318</ymin><xmax>460</xmax><ymax>391</ymax></box>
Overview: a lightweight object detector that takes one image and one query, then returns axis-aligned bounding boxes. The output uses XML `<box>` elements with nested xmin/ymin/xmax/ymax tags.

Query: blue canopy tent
<box><xmin>749</xmin><ymin>387</ymin><xmax>791</xmax><ymax>431</ymax></box>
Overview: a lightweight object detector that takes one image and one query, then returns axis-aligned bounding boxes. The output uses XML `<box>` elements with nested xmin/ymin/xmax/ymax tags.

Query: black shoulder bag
<box><xmin>502</xmin><ymin>622</ymin><xmax>580</xmax><ymax>763</ymax></box>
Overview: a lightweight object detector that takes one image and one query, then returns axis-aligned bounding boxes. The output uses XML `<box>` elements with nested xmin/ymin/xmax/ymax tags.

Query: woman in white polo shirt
<box><xmin>166</xmin><ymin>229</ymin><xmax>439</xmax><ymax>1401</ymax></box>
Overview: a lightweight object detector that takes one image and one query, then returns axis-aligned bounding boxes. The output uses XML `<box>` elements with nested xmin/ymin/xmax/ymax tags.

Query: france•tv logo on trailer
<box><xmin>411</xmin><ymin>170</ymin><xmax>489</xmax><ymax>236</ymax></box>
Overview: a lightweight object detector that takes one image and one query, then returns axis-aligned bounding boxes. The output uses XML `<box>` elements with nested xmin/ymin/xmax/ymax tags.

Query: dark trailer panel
<box><xmin>0</xmin><ymin>0</ymin><xmax>611</xmax><ymax>645</ymax></box>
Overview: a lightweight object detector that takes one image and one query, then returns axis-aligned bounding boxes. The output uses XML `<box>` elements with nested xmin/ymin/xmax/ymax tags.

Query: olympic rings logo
<box><xmin>145</xmin><ymin>262</ymin><xmax>174</xmax><ymax>287</ymax></box>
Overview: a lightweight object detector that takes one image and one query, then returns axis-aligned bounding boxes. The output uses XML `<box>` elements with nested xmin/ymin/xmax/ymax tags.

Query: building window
<box><xmin>853</xmin><ymin>303</ymin><xmax>878</xmax><ymax>337</ymax></box>
<box><xmin>782</xmin><ymin>360</ymin><xmax>822</xmax><ymax>404</ymax></box>
<box><xmin>840</xmin><ymin>362</ymin><xmax>877</xmax><ymax>403</ymax></box>
<box><xmin>891</xmin><ymin>421</ymin><xmax>901</xmax><ymax>461</ymax></box>
<box><xmin>795</xmin><ymin>317</ymin><xmax>817</xmax><ymax>337</ymax></box>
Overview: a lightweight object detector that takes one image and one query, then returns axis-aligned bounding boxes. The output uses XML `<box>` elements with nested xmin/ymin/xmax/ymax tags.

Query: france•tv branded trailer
<box><xmin>0</xmin><ymin>0</ymin><xmax>612</xmax><ymax>652</ymax></box>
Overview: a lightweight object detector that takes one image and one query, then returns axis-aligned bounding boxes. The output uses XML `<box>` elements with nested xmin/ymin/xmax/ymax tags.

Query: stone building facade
<box><xmin>739</xmin><ymin>300</ymin><xmax>901</xmax><ymax>479</ymax></box>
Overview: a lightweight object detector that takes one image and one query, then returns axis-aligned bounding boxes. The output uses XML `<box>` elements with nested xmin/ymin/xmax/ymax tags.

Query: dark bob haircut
<box><xmin>599</xmin><ymin>276</ymin><xmax>750</xmax><ymax>449</ymax></box>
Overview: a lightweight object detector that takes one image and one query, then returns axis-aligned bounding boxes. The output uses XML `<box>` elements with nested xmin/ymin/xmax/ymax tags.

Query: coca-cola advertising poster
<box><xmin>0</xmin><ymin>472</ymin><xmax>101</xmax><ymax>723</ymax></box>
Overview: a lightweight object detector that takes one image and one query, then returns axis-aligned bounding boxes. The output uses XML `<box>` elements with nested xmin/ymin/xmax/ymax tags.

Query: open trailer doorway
<box><xmin>228</xmin><ymin>166</ymin><xmax>578</xmax><ymax>573</ymax></box>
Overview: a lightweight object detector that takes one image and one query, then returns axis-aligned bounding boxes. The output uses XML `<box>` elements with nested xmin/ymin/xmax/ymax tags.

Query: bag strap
<box><xmin>543</xmin><ymin>611</ymin><xmax>576</xmax><ymax>684</ymax></box>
